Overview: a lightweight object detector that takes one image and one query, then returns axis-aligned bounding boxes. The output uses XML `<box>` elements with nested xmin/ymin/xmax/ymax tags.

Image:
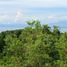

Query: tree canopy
<box><xmin>0</xmin><ymin>20</ymin><xmax>67</xmax><ymax>67</ymax></box>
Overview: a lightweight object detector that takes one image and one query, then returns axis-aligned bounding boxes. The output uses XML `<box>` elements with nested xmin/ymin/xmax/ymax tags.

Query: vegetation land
<box><xmin>0</xmin><ymin>20</ymin><xmax>67</xmax><ymax>67</ymax></box>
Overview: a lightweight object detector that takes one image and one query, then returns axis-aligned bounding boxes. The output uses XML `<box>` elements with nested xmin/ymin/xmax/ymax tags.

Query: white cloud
<box><xmin>0</xmin><ymin>11</ymin><xmax>67</xmax><ymax>24</ymax></box>
<box><xmin>15</xmin><ymin>11</ymin><xmax>23</xmax><ymax>21</ymax></box>
<box><xmin>0</xmin><ymin>11</ymin><xmax>26</xmax><ymax>23</ymax></box>
<box><xmin>22</xmin><ymin>0</ymin><xmax>67</xmax><ymax>8</ymax></box>
<box><xmin>0</xmin><ymin>14</ymin><xmax>14</xmax><ymax>23</ymax></box>
<box><xmin>0</xmin><ymin>15</ymin><xmax>12</xmax><ymax>22</ymax></box>
<box><xmin>1</xmin><ymin>0</ymin><xmax>67</xmax><ymax>7</ymax></box>
<box><xmin>15</xmin><ymin>11</ymin><xmax>31</xmax><ymax>22</ymax></box>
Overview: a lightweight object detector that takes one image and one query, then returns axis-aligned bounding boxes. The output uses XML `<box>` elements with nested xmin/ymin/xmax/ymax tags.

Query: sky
<box><xmin>0</xmin><ymin>0</ymin><xmax>67</xmax><ymax>32</ymax></box>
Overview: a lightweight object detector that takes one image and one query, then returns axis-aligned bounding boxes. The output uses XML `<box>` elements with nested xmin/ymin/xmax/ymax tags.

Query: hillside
<box><xmin>0</xmin><ymin>20</ymin><xmax>67</xmax><ymax>67</ymax></box>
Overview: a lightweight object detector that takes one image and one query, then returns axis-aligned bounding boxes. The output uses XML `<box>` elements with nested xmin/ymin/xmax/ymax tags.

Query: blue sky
<box><xmin>0</xmin><ymin>0</ymin><xmax>67</xmax><ymax>31</ymax></box>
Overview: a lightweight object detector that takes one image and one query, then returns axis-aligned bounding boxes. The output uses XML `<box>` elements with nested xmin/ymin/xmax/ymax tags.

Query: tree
<box><xmin>0</xmin><ymin>20</ymin><xmax>67</xmax><ymax>67</ymax></box>
<box><xmin>42</xmin><ymin>24</ymin><xmax>51</xmax><ymax>34</ymax></box>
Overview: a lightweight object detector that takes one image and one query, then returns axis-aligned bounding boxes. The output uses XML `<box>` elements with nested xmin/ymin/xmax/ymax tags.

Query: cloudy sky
<box><xmin>0</xmin><ymin>0</ymin><xmax>67</xmax><ymax>31</ymax></box>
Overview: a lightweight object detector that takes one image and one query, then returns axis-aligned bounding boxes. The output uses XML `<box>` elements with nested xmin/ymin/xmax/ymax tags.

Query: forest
<box><xmin>0</xmin><ymin>20</ymin><xmax>67</xmax><ymax>67</ymax></box>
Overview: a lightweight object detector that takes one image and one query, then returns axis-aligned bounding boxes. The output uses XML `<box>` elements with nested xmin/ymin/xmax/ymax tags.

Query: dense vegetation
<box><xmin>0</xmin><ymin>20</ymin><xmax>67</xmax><ymax>67</ymax></box>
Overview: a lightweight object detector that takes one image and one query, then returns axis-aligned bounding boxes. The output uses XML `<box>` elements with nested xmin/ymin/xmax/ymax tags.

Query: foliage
<box><xmin>0</xmin><ymin>20</ymin><xmax>67</xmax><ymax>67</ymax></box>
